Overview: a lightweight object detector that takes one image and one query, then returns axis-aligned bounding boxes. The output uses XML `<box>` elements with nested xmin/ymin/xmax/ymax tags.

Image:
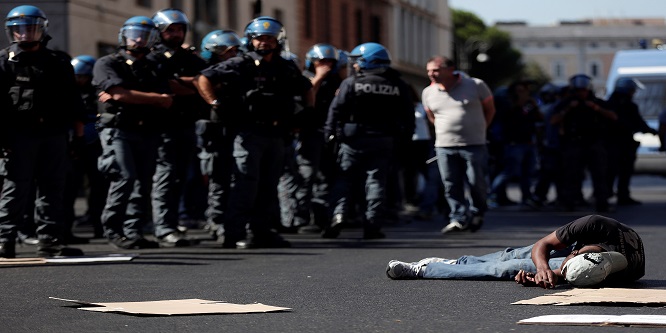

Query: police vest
<box><xmin>99</xmin><ymin>53</ymin><xmax>168</xmax><ymax>131</ymax></box>
<box><xmin>149</xmin><ymin>45</ymin><xmax>208</xmax><ymax>124</ymax></box>
<box><xmin>0</xmin><ymin>47</ymin><xmax>79</xmax><ymax>131</ymax></box>
<box><xmin>344</xmin><ymin>72</ymin><xmax>406</xmax><ymax>135</ymax></box>
<box><xmin>239</xmin><ymin>54</ymin><xmax>301</xmax><ymax>128</ymax></box>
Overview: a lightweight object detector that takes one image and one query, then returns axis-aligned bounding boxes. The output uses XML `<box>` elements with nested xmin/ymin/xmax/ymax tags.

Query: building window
<box><xmin>554</xmin><ymin>42</ymin><xmax>561</xmax><ymax>48</ymax></box>
<box><xmin>589</xmin><ymin>42</ymin><xmax>598</xmax><ymax>48</ymax></box>
<box><xmin>227</xmin><ymin>0</ymin><xmax>238</xmax><ymax>29</ymax></box>
<box><xmin>355</xmin><ymin>9</ymin><xmax>363</xmax><ymax>45</ymax></box>
<box><xmin>170</xmin><ymin>0</ymin><xmax>183</xmax><ymax>9</ymax></box>
<box><xmin>136</xmin><ymin>0</ymin><xmax>151</xmax><ymax>7</ymax></box>
<box><xmin>589</xmin><ymin>61</ymin><xmax>601</xmax><ymax>78</ymax></box>
<box><xmin>537</xmin><ymin>42</ymin><xmax>544</xmax><ymax>48</ymax></box>
<box><xmin>341</xmin><ymin>3</ymin><xmax>349</xmax><ymax>49</ymax></box>
<box><xmin>610</xmin><ymin>41</ymin><xmax>616</xmax><ymax>48</ymax></box>
<box><xmin>273</xmin><ymin>9</ymin><xmax>284</xmax><ymax>24</ymax></box>
<box><xmin>319</xmin><ymin>0</ymin><xmax>331</xmax><ymax>41</ymax></box>
<box><xmin>371</xmin><ymin>15</ymin><xmax>381</xmax><ymax>43</ymax></box>
<box><xmin>305</xmin><ymin>0</ymin><xmax>313</xmax><ymax>39</ymax></box>
<box><xmin>552</xmin><ymin>61</ymin><xmax>565</xmax><ymax>79</ymax></box>
<box><xmin>195</xmin><ymin>0</ymin><xmax>218</xmax><ymax>26</ymax></box>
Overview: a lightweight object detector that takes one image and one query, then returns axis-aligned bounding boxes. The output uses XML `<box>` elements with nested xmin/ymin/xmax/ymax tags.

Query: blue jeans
<box><xmin>423</xmin><ymin>244</ymin><xmax>571</xmax><ymax>279</ymax></box>
<box><xmin>435</xmin><ymin>145</ymin><xmax>488</xmax><ymax>224</ymax></box>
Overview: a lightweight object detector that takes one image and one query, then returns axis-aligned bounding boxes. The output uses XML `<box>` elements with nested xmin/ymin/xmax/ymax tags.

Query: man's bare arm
<box><xmin>531</xmin><ymin>231</ymin><xmax>568</xmax><ymax>289</ymax></box>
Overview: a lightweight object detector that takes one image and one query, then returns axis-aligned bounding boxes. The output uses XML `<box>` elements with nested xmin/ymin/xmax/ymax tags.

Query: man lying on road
<box><xmin>386</xmin><ymin>215</ymin><xmax>645</xmax><ymax>288</ymax></box>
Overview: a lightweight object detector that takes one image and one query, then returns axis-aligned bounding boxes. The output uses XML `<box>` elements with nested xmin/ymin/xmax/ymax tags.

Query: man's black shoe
<box><xmin>36</xmin><ymin>241</ymin><xmax>84</xmax><ymax>257</ymax></box>
<box><xmin>109</xmin><ymin>236</ymin><xmax>159</xmax><ymax>250</ymax></box>
<box><xmin>321</xmin><ymin>214</ymin><xmax>345</xmax><ymax>239</ymax></box>
<box><xmin>158</xmin><ymin>231</ymin><xmax>196</xmax><ymax>248</ymax></box>
<box><xmin>0</xmin><ymin>243</ymin><xmax>16</xmax><ymax>258</ymax></box>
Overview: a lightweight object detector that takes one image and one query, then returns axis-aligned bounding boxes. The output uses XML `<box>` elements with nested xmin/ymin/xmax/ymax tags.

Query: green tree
<box><xmin>451</xmin><ymin>9</ymin><xmax>524</xmax><ymax>90</ymax></box>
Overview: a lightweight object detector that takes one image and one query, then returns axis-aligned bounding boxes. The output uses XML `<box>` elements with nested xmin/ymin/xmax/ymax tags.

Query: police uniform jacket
<box><xmin>0</xmin><ymin>42</ymin><xmax>85</xmax><ymax>136</ymax></box>
<box><xmin>92</xmin><ymin>51</ymin><xmax>172</xmax><ymax>132</ymax></box>
<box><xmin>325</xmin><ymin>67</ymin><xmax>414</xmax><ymax>140</ymax></box>
<box><xmin>199</xmin><ymin>51</ymin><xmax>312</xmax><ymax>135</ymax></box>
<box><xmin>148</xmin><ymin>44</ymin><xmax>208</xmax><ymax>127</ymax></box>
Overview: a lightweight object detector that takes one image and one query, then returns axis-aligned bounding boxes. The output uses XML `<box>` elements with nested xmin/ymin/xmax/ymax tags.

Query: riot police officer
<box><xmin>196</xmin><ymin>16</ymin><xmax>313</xmax><ymax>248</ymax></box>
<box><xmin>0</xmin><ymin>5</ymin><xmax>85</xmax><ymax>258</ymax></box>
<box><xmin>552</xmin><ymin>74</ymin><xmax>617</xmax><ymax>212</ymax></box>
<box><xmin>149</xmin><ymin>8</ymin><xmax>208</xmax><ymax>247</ymax></box>
<box><xmin>604</xmin><ymin>78</ymin><xmax>658</xmax><ymax>205</ymax></box>
<box><xmin>283</xmin><ymin>43</ymin><xmax>342</xmax><ymax>234</ymax></box>
<box><xmin>196</xmin><ymin>29</ymin><xmax>241</xmax><ymax>240</ymax></box>
<box><xmin>64</xmin><ymin>55</ymin><xmax>108</xmax><ymax>240</ymax></box>
<box><xmin>93</xmin><ymin>16</ymin><xmax>172</xmax><ymax>249</ymax></box>
<box><xmin>324</xmin><ymin>42</ymin><xmax>414</xmax><ymax>239</ymax></box>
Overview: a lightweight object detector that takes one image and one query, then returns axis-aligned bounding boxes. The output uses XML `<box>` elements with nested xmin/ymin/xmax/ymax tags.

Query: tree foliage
<box><xmin>451</xmin><ymin>9</ymin><xmax>549</xmax><ymax>90</ymax></box>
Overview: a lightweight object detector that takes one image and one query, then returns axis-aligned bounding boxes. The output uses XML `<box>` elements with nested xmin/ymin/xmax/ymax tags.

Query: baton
<box><xmin>426</xmin><ymin>156</ymin><xmax>438</xmax><ymax>164</ymax></box>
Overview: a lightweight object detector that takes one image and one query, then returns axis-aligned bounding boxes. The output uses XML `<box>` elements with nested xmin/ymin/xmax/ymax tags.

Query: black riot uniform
<box><xmin>199</xmin><ymin>51</ymin><xmax>312</xmax><ymax>248</ymax></box>
<box><xmin>324</xmin><ymin>66</ymin><xmax>414</xmax><ymax>239</ymax></box>
<box><xmin>93</xmin><ymin>51</ymin><xmax>171</xmax><ymax>248</ymax></box>
<box><xmin>147</xmin><ymin>43</ymin><xmax>208</xmax><ymax>243</ymax></box>
<box><xmin>0</xmin><ymin>42</ymin><xmax>86</xmax><ymax>257</ymax></box>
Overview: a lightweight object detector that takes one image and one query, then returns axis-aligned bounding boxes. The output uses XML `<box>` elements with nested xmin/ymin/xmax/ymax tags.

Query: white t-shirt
<box><xmin>421</xmin><ymin>76</ymin><xmax>492</xmax><ymax>147</ymax></box>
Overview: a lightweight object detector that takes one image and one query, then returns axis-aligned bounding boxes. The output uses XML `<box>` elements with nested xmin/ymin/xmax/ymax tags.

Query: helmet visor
<box><xmin>5</xmin><ymin>17</ymin><xmax>46</xmax><ymax>43</ymax></box>
<box><xmin>122</xmin><ymin>26</ymin><xmax>159</xmax><ymax>50</ymax></box>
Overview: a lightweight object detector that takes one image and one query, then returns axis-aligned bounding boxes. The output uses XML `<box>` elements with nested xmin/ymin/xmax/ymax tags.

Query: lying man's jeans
<box><xmin>423</xmin><ymin>244</ymin><xmax>572</xmax><ymax>280</ymax></box>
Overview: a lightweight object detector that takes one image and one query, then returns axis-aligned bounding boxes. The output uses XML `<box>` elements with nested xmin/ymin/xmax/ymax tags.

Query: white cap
<box><xmin>562</xmin><ymin>251</ymin><xmax>628</xmax><ymax>287</ymax></box>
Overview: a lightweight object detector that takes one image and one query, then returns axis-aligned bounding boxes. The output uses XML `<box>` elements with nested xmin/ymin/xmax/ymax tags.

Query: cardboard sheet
<box><xmin>512</xmin><ymin>288</ymin><xmax>666</xmax><ymax>306</ymax></box>
<box><xmin>518</xmin><ymin>314</ymin><xmax>666</xmax><ymax>327</ymax></box>
<box><xmin>0</xmin><ymin>254</ymin><xmax>137</xmax><ymax>266</ymax></box>
<box><xmin>50</xmin><ymin>297</ymin><xmax>291</xmax><ymax>316</ymax></box>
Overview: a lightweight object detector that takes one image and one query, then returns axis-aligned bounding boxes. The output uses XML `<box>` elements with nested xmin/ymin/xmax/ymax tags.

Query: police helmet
<box><xmin>350</xmin><ymin>42</ymin><xmax>391</xmax><ymax>70</ymax></box>
<box><xmin>200</xmin><ymin>29</ymin><xmax>241</xmax><ymax>61</ymax></box>
<box><xmin>71</xmin><ymin>55</ymin><xmax>96</xmax><ymax>76</ymax></box>
<box><xmin>118</xmin><ymin>16</ymin><xmax>160</xmax><ymax>52</ymax></box>
<box><xmin>243</xmin><ymin>16</ymin><xmax>283</xmax><ymax>54</ymax></box>
<box><xmin>238</xmin><ymin>37</ymin><xmax>249</xmax><ymax>54</ymax></box>
<box><xmin>152</xmin><ymin>8</ymin><xmax>189</xmax><ymax>35</ymax></box>
<box><xmin>4</xmin><ymin>5</ymin><xmax>48</xmax><ymax>45</ymax></box>
<box><xmin>569</xmin><ymin>74</ymin><xmax>593</xmax><ymax>90</ymax></box>
<box><xmin>337</xmin><ymin>50</ymin><xmax>349</xmax><ymax>71</ymax></box>
<box><xmin>614</xmin><ymin>77</ymin><xmax>644</xmax><ymax>95</ymax></box>
<box><xmin>305</xmin><ymin>43</ymin><xmax>339</xmax><ymax>72</ymax></box>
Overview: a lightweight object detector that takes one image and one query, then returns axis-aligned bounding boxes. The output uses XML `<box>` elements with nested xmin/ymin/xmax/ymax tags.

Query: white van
<box><xmin>605</xmin><ymin>49</ymin><xmax>666</xmax><ymax>175</ymax></box>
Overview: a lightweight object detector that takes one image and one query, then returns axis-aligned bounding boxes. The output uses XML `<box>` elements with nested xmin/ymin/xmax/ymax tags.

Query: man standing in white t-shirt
<box><xmin>422</xmin><ymin>56</ymin><xmax>495</xmax><ymax>234</ymax></box>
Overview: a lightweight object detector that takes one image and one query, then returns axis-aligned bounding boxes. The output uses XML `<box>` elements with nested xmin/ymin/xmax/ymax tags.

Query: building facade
<box><xmin>0</xmin><ymin>0</ymin><xmax>451</xmax><ymax>87</ymax></box>
<box><xmin>497</xmin><ymin>19</ymin><xmax>666</xmax><ymax>95</ymax></box>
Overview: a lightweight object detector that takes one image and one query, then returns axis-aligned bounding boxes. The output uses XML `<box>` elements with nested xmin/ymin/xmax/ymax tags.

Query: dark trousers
<box><xmin>224</xmin><ymin>131</ymin><xmax>285</xmax><ymax>242</ymax></box>
<box><xmin>98</xmin><ymin>128</ymin><xmax>159</xmax><ymax>239</ymax></box>
<box><xmin>0</xmin><ymin>133</ymin><xmax>68</xmax><ymax>244</ymax></box>
<box><xmin>330</xmin><ymin>136</ymin><xmax>394</xmax><ymax>227</ymax></box>
<box><xmin>151</xmin><ymin>126</ymin><xmax>196</xmax><ymax>237</ymax></box>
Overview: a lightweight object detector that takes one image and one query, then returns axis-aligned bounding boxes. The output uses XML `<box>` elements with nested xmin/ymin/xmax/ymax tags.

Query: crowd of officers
<box><xmin>0</xmin><ymin>6</ymin><xmax>415</xmax><ymax>258</ymax></box>
<box><xmin>0</xmin><ymin>6</ymin><xmax>658</xmax><ymax>259</ymax></box>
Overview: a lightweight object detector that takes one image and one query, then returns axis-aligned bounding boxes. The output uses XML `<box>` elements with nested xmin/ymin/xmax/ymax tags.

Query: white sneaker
<box><xmin>386</xmin><ymin>260</ymin><xmax>424</xmax><ymax>279</ymax></box>
<box><xmin>441</xmin><ymin>220</ymin><xmax>466</xmax><ymax>234</ymax></box>
<box><xmin>415</xmin><ymin>257</ymin><xmax>457</xmax><ymax>266</ymax></box>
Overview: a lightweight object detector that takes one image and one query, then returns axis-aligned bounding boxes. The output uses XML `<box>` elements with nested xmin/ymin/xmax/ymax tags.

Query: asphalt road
<box><xmin>2</xmin><ymin>175</ymin><xmax>666</xmax><ymax>333</ymax></box>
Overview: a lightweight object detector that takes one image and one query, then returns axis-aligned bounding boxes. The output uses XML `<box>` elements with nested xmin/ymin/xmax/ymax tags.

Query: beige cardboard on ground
<box><xmin>512</xmin><ymin>288</ymin><xmax>666</xmax><ymax>306</ymax></box>
<box><xmin>50</xmin><ymin>297</ymin><xmax>291</xmax><ymax>316</ymax></box>
<box><xmin>518</xmin><ymin>314</ymin><xmax>666</xmax><ymax>327</ymax></box>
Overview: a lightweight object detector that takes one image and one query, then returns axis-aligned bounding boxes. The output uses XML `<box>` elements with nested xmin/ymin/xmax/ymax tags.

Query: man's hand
<box><xmin>514</xmin><ymin>270</ymin><xmax>537</xmax><ymax>286</ymax></box>
<box><xmin>533</xmin><ymin>268</ymin><xmax>559</xmax><ymax>289</ymax></box>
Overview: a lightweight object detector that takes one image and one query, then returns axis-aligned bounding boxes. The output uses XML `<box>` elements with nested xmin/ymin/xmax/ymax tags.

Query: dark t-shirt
<box><xmin>556</xmin><ymin>214</ymin><xmax>645</xmax><ymax>283</ymax></box>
